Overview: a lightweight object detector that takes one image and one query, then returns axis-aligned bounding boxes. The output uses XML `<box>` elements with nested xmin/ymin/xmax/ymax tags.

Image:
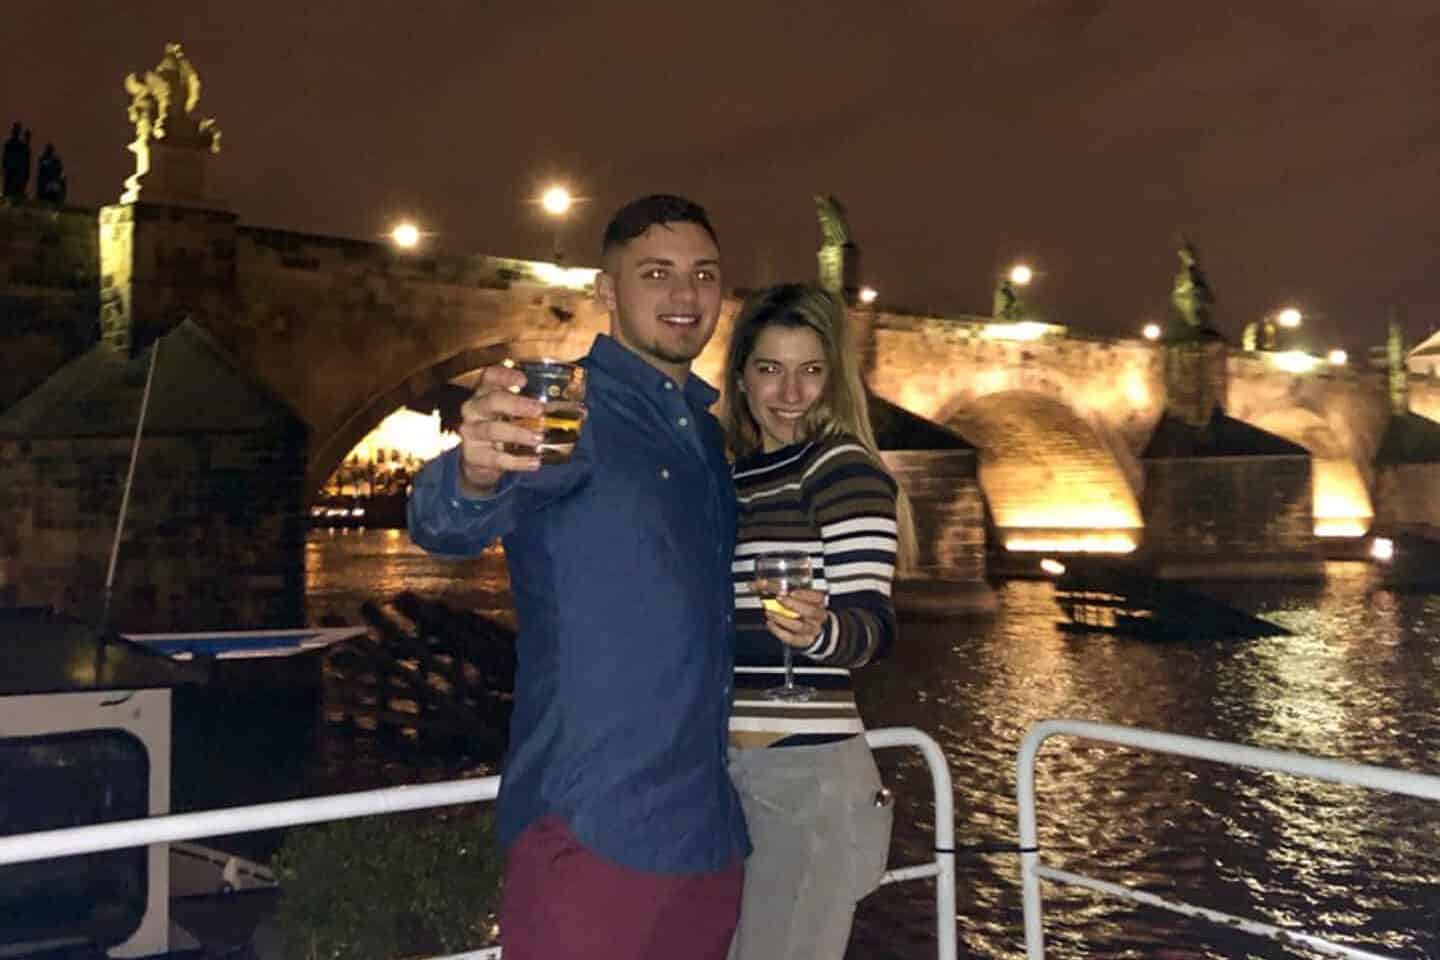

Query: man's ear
<box><xmin>595</xmin><ymin>271</ymin><xmax>616</xmax><ymax>314</ymax></box>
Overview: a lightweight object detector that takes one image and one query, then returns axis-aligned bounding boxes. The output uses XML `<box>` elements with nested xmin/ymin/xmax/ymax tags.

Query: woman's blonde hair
<box><xmin>721</xmin><ymin>283</ymin><xmax>917</xmax><ymax>572</ymax></box>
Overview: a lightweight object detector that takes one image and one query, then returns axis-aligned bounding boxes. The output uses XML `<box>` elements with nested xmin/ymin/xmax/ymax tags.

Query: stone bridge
<box><xmin>4</xmin><ymin>199</ymin><xmax>1434</xmax><ymax>543</ymax></box>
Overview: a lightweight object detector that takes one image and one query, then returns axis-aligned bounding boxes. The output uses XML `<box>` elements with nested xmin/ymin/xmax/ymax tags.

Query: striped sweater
<box><xmin>730</xmin><ymin>434</ymin><xmax>899</xmax><ymax>747</ymax></box>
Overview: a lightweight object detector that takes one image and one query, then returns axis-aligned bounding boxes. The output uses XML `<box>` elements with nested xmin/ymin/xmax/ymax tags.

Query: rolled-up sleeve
<box><xmin>407</xmin><ymin>447</ymin><xmax>519</xmax><ymax>557</ymax></box>
<box><xmin>408</xmin><ymin>445</ymin><xmax>595</xmax><ymax>557</ymax></box>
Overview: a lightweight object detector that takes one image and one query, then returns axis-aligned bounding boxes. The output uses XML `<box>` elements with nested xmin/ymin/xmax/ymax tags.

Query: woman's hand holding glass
<box><xmin>763</xmin><ymin>588</ymin><xmax>827</xmax><ymax>649</ymax></box>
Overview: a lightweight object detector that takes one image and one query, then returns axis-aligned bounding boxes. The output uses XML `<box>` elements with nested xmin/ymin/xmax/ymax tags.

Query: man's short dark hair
<box><xmin>601</xmin><ymin>194</ymin><xmax>718</xmax><ymax>255</ymax></box>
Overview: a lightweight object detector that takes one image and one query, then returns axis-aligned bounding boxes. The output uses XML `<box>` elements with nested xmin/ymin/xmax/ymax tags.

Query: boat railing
<box><xmin>1018</xmin><ymin>719</ymin><xmax>1440</xmax><ymax>960</ymax></box>
<box><xmin>0</xmin><ymin>725</ymin><xmax>957</xmax><ymax>960</ymax></box>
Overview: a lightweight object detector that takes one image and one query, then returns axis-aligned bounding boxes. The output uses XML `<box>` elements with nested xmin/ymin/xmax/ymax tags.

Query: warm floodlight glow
<box><xmin>1005</xmin><ymin>534</ymin><xmax>1138</xmax><ymax>554</ymax></box>
<box><xmin>1008</xmin><ymin>264</ymin><xmax>1034</xmax><ymax>286</ymax></box>
<box><xmin>1277</xmin><ymin>307</ymin><xmax>1303</xmax><ymax>329</ymax></box>
<box><xmin>531</xmin><ymin>261</ymin><xmax>600</xmax><ymax>290</ymax></box>
<box><xmin>1040</xmin><ymin>558</ymin><xmax>1067</xmax><ymax>576</ymax></box>
<box><xmin>859</xmin><ymin>286</ymin><xmax>879</xmax><ymax>305</ymax></box>
<box><xmin>390</xmin><ymin>222</ymin><xmax>421</xmax><ymax>249</ymax></box>
<box><xmin>1327</xmin><ymin>349</ymin><xmax>1348</xmax><ymax>366</ymax></box>
<box><xmin>541</xmin><ymin>186</ymin><xmax>573</xmax><ymax>216</ymax></box>
<box><xmin>1315</xmin><ymin>520</ymin><xmax>1369</xmax><ymax>539</ymax></box>
<box><xmin>982</xmin><ymin>320</ymin><xmax>1055</xmax><ymax>342</ymax></box>
<box><xmin>1370</xmin><ymin>537</ymin><xmax>1395</xmax><ymax>562</ymax></box>
<box><xmin>1142</xmin><ymin>323</ymin><xmax>1162</xmax><ymax>341</ymax></box>
<box><xmin>1271</xmin><ymin>350</ymin><xmax>1319</xmax><ymax>374</ymax></box>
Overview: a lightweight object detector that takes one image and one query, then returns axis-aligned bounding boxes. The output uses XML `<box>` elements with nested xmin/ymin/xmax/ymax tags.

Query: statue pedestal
<box><xmin>121</xmin><ymin>138</ymin><xmax>226</xmax><ymax>210</ymax></box>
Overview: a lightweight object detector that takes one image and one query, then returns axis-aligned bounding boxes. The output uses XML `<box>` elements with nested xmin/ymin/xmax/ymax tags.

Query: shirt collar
<box><xmin>586</xmin><ymin>334</ymin><xmax>719</xmax><ymax>408</ymax></box>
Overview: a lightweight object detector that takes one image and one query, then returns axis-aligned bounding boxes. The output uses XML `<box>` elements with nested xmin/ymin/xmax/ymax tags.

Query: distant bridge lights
<box><xmin>1271</xmin><ymin>350</ymin><xmax>1319</xmax><ymax>374</ymax></box>
<box><xmin>858</xmin><ymin>286</ymin><xmax>879</xmax><ymax>305</ymax></box>
<box><xmin>1327</xmin><ymin>349</ymin><xmax>1348</xmax><ymax>366</ymax></box>
<box><xmin>1371</xmin><ymin>537</ymin><xmax>1395</xmax><ymax>562</ymax></box>
<box><xmin>389</xmin><ymin>221</ymin><xmax>421</xmax><ymax>250</ymax></box>
<box><xmin>1142</xmin><ymin>323</ymin><xmax>1162</xmax><ymax>341</ymax></box>
<box><xmin>1277</xmin><ymin>307</ymin><xmax>1303</xmax><ymax>329</ymax></box>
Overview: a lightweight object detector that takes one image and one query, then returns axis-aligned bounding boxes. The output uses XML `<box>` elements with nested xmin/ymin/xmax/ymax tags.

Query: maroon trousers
<box><xmin>499</xmin><ymin>815</ymin><xmax>743</xmax><ymax>960</ymax></box>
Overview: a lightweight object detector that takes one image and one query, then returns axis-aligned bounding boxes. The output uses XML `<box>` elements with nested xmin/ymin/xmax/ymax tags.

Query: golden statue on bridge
<box><xmin>121</xmin><ymin>43</ymin><xmax>224</xmax><ymax>207</ymax></box>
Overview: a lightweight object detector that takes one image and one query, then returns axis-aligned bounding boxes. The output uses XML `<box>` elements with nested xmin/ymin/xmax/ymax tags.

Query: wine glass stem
<box><xmin>783</xmin><ymin>642</ymin><xmax>795</xmax><ymax>690</ymax></box>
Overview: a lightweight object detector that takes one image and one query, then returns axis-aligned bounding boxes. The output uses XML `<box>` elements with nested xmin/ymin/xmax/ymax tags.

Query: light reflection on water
<box><xmin>306</xmin><ymin>533</ymin><xmax>1440</xmax><ymax>959</ymax></box>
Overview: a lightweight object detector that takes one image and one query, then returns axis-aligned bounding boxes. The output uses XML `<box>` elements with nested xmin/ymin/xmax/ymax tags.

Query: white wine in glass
<box><xmin>752</xmin><ymin>550</ymin><xmax>816</xmax><ymax>702</ymax></box>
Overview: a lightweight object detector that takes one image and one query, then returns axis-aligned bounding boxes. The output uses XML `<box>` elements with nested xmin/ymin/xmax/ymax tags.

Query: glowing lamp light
<box><xmin>858</xmin><ymin>286</ymin><xmax>879</xmax><ymax>305</ymax></box>
<box><xmin>1008</xmin><ymin>264</ymin><xmax>1034</xmax><ymax>287</ymax></box>
<box><xmin>1327</xmin><ymin>349</ymin><xmax>1348</xmax><ymax>366</ymax></box>
<box><xmin>390</xmin><ymin>222</ymin><xmax>421</xmax><ymax>249</ymax></box>
<box><xmin>541</xmin><ymin>186</ymin><xmax>573</xmax><ymax>216</ymax></box>
<box><xmin>1040</xmin><ymin>558</ymin><xmax>1067</xmax><ymax>576</ymax></box>
<box><xmin>1277</xmin><ymin>307</ymin><xmax>1303</xmax><ymax>329</ymax></box>
<box><xmin>1142</xmin><ymin>323</ymin><xmax>1162</xmax><ymax>341</ymax></box>
<box><xmin>1370</xmin><ymin>537</ymin><xmax>1395</xmax><ymax>562</ymax></box>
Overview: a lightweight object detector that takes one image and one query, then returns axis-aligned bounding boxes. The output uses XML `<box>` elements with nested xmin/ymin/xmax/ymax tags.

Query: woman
<box><xmin>722</xmin><ymin>283</ymin><xmax>914</xmax><ymax>960</ymax></box>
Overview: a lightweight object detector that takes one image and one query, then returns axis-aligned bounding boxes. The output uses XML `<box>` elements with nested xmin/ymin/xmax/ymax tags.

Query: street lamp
<box><xmin>389</xmin><ymin>221</ymin><xmax>421</xmax><ymax>250</ymax></box>
<box><xmin>858</xmin><ymin>286</ymin><xmax>879</xmax><ymax>305</ymax></box>
<box><xmin>1142</xmin><ymin>323</ymin><xmax>1162</xmax><ymax>341</ymax></box>
<box><xmin>1327</xmin><ymin>349</ymin><xmax>1348</xmax><ymax>366</ymax></box>
<box><xmin>1277</xmin><ymin>307</ymin><xmax>1303</xmax><ymax>329</ymax></box>
<box><xmin>541</xmin><ymin>186</ymin><xmax>572</xmax><ymax>217</ymax></box>
<box><xmin>1008</xmin><ymin>264</ymin><xmax>1034</xmax><ymax>287</ymax></box>
<box><xmin>540</xmin><ymin>185</ymin><xmax>574</xmax><ymax>262</ymax></box>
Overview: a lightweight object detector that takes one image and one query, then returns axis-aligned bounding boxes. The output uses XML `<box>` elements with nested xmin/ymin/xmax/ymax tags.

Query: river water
<box><xmin>301</xmin><ymin>529</ymin><xmax>1440</xmax><ymax>959</ymax></box>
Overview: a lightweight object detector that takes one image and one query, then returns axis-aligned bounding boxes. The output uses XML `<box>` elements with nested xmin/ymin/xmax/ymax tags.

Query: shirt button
<box><xmin>660</xmin><ymin>467</ymin><xmax>671</xmax><ymax>479</ymax></box>
<box><xmin>663</xmin><ymin>381</ymin><xmax>675</xmax><ymax>391</ymax></box>
<box><xmin>677</xmin><ymin>416</ymin><xmax>689</xmax><ymax>427</ymax></box>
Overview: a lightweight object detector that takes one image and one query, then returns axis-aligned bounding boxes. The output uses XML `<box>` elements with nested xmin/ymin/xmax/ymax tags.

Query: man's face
<box><xmin>596</xmin><ymin>221</ymin><xmax>722</xmax><ymax>381</ymax></box>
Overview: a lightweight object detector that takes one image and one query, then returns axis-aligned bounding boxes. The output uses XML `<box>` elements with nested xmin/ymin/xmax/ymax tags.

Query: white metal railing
<box><xmin>0</xmin><ymin>726</ymin><xmax>956</xmax><ymax>960</ymax></box>
<box><xmin>868</xmin><ymin>726</ymin><xmax>958</xmax><ymax>960</ymax></box>
<box><xmin>1017</xmin><ymin>719</ymin><xmax>1440</xmax><ymax>960</ymax></box>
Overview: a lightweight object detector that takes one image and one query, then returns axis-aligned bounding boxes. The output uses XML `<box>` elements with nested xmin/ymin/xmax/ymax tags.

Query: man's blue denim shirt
<box><xmin>408</xmin><ymin>334</ymin><xmax>749</xmax><ymax>875</ymax></box>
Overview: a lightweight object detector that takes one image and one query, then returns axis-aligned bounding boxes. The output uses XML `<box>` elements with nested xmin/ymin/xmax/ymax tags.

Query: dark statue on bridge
<box><xmin>2</xmin><ymin>122</ymin><xmax>31</xmax><ymax>199</ymax></box>
<box><xmin>815</xmin><ymin>194</ymin><xmax>861</xmax><ymax>303</ymax></box>
<box><xmin>993</xmin><ymin>278</ymin><xmax>1022</xmax><ymax>321</ymax></box>
<box><xmin>815</xmin><ymin>194</ymin><xmax>851</xmax><ymax>247</ymax></box>
<box><xmin>36</xmin><ymin>144</ymin><xmax>66</xmax><ymax>204</ymax></box>
<box><xmin>1241</xmin><ymin>316</ymin><xmax>1278</xmax><ymax>352</ymax></box>
<box><xmin>1171</xmin><ymin>236</ymin><xmax>1216</xmax><ymax>330</ymax></box>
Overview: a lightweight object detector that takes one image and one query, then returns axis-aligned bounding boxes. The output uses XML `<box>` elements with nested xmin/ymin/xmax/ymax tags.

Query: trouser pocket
<box><xmin>837</xmin><ymin>742</ymin><xmax>894</xmax><ymax>900</ymax></box>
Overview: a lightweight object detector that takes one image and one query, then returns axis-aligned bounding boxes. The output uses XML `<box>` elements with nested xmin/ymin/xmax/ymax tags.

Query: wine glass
<box><xmin>752</xmin><ymin>550</ymin><xmax>816</xmax><ymax>702</ymax></box>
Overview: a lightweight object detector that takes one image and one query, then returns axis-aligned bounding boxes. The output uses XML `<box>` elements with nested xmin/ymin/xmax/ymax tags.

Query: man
<box><xmin>409</xmin><ymin>195</ymin><xmax>749</xmax><ymax>960</ymax></box>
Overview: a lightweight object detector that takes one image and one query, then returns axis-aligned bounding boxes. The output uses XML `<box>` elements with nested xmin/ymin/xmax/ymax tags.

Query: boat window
<box><xmin>0</xmin><ymin>730</ymin><xmax>149</xmax><ymax>953</ymax></box>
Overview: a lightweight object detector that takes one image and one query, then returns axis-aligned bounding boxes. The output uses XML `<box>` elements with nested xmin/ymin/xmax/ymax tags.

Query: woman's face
<box><xmin>741</xmin><ymin>324</ymin><xmax>829</xmax><ymax>452</ymax></box>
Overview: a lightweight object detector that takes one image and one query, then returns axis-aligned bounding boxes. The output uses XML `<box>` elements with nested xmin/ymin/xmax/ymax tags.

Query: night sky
<box><xmin>5</xmin><ymin>2</ymin><xmax>1438</xmax><ymax>352</ymax></box>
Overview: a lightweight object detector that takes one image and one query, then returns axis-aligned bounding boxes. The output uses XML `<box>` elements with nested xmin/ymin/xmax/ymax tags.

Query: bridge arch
<box><xmin>1242</xmin><ymin>406</ymin><xmax>1373</xmax><ymax>537</ymax></box>
<box><xmin>306</xmin><ymin>344</ymin><xmax>512</xmax><ymax>496</ymax></box>
<box><xmin>939</xmin><ymin>389</ymin><xmax>1144</xmax><ymax>553</ymax></box>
